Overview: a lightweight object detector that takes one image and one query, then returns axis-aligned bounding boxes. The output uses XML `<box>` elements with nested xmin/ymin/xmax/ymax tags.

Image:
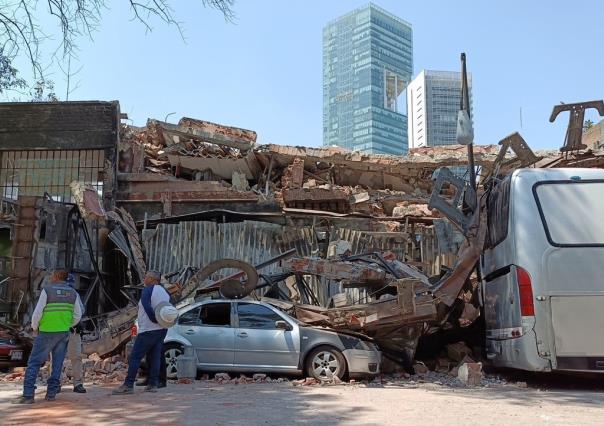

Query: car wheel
<box><xmin>164</xmin><ymin>343</ymin><xmax>183</xmax><ymax>379</ymax></box>
<box><xmin>305</xmin><ymin>345</ymin><xmax>346</xmax><ymax>381</ymax></box>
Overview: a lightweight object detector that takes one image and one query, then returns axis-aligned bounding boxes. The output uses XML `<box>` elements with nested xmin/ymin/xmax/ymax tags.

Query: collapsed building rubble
<box><xmin>0</xmin><ymin>102</ymin><xmax>143</xmax><ymax>356</ymax></box>
<box><xmin>2</xmin><ymin>98</ymin><xmax>604</xmax><ymax>372</ymax></box>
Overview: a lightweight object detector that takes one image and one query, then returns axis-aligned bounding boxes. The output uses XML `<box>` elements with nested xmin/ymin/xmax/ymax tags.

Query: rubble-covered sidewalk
<box><xmin>1</xmin><ymin>373</ymin><xmax>603</xmax><ymax>426</ymax></box>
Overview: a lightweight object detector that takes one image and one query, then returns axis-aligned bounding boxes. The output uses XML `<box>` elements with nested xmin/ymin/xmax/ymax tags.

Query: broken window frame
<box><xmin>200</xmin><ymin>303</ymin><xmax>232</xmax><ymax>327</ymax></box>
<box><xmin>0</xmin><ymin>149</ymin><xmax>105</xmax><ymax>203</ymax></box>
<box><xmin>178</xmin><ymin>307</ymin><xmax>202</xmax><ymax>326</ymax></box>
<box><xmin>486</xmin><ymin>176</ymin><xmax>511</xmax><ymax>249</ymax></box>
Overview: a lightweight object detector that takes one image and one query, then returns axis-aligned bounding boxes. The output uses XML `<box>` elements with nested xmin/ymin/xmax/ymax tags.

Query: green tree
<box><xmin>0</xmin><ymin>51</ymin><xmax>27</xmax><ymax>94</ymax></box>
<box><xmin>0</xmin><ymin>0</ymin><xmax>236</xmax><ymax>97</ymax></box>
<box><xmin>584</xmin><ymin>119</ymin><xmax>594</xmax><ymax>132</ymax></box>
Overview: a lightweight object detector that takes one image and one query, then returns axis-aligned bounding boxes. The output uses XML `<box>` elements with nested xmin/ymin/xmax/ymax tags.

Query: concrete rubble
<box><xmin>2</xmin><ymin>100</ymin><xmax>604</xmax><ymax>379</ymax></box>
<box><xmin>0</xmin><ymin>353</ymin><xmax>128</xmax><ymax>385</ymax></box>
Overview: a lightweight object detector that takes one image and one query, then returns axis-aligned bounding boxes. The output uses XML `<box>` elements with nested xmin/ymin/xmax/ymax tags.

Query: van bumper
<box><xmin>555</xmin><ymin>357</ymin><xmax>604</xmax><ymax>373</ymax></box>
<box><xmin>486</xmin><ymin>330</ymin><xmax>551</xmax><ymax>372</ymax></box>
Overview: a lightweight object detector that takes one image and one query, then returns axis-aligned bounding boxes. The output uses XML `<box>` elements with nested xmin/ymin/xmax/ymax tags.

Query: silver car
<box><xmin>162</xmin><ymin>299</ymin><xmax>381</xmax><ymax>380</ymax></box>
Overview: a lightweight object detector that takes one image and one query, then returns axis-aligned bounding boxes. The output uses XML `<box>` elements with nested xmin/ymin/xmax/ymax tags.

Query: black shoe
<box><xmin>12</xmin><ymin>396</ymin><xmax>34</xmax><ymax>404</ymax></box>
<box><xmin>135</xmin><ymin>379</ymin><xmax>148</xmax><ymax>387</ymax></box>
<box><xmin>159</xmin><ymin>381</ymin><xmax>167</xmax><ymax>389</ymax></box>
<box><xmin>73</xmin><ymin>384</ymin><xmax>87</xmax><ymax>393</ymax></box>
<box><xmin>45</xmin><ymin>394</ymin><xmax>56</xmax><ymax>402</ymax></box>
<box><xmin>144</xmin><ymin>385</ymin><xmax>158</xmax><ymax>393</ymax></box>
<box><xmin>56</xmin><ymin>386</ymin><xmax>61</xmax><ymax>394</ymax></box>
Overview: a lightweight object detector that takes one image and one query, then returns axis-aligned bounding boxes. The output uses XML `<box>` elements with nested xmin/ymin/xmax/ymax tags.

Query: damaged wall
<box><xmin>0</xmin><ymin>101</ymin><xmax>121</xmax><ymax>320</ymax></box>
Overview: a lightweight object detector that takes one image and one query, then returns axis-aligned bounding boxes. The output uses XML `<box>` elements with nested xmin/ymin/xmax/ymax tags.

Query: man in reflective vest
<box><xmin>13</xmin><ymin>269</ymin><xmax>83</xmax><ymax>404</ymax></box>
<box><xmin>49</xmin><ymin>273</ymin><xmax>87</xmax><ymax>394</ymax></box>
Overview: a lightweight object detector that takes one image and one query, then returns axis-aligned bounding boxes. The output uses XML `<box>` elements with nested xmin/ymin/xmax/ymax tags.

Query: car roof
<box><xmin>182</xmin><ymin>298</ymin><xmax>267</xmax><ymax>311</ymax></box>
<box><xmin>513</xmin><ymin>167</ymin><xmax>604</xmax><ymax>181</ymax></box>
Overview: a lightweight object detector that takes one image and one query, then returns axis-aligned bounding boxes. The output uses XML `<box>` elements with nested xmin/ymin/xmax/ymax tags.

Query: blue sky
<box><xmin>9</xmin><ymin>0</ymin><xmax>604</xmax><ymax>150</ymax></box>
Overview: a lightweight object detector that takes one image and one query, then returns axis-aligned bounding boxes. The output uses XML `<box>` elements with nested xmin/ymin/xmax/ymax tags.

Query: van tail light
<box><xmin>131</xmin><ymin>324</ymin><xmax>138</xmax><ymax>337</ymax></box>
<box><xmin>517</xmin><ymin>266</ymin><xmax>535</xmax><ymax>316</ymax></box>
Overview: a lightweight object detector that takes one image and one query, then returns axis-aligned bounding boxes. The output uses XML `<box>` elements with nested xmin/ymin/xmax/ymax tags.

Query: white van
<box><xmin>481</xmin><ymin>168</ymin><xmax>604</xmax><ymax>372</ymax></box>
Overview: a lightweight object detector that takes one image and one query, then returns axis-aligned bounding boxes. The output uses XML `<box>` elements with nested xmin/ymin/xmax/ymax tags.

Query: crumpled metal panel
<box><xmin>143</xmin><ymin>220</ymin><xmax>380</xmax><ymax>306</ymax></box>
<box><xmin>143</xmin><ymin>220</ymin><xmax>293</xmax><ymax>276</ymax></box>
<box><xmin>282</xmin><ymin>258</ymin><xmax>386</xmax><ymax>284</ymax></box>
<box><xmin>434</xmin><ymin>219</ymin><xmax>465</xmax><ymax>254</ymax></box>
<box><xmin>107</xmin><ymin>208</ymin><xmax>146</xmax><ymax>282</ymax></box>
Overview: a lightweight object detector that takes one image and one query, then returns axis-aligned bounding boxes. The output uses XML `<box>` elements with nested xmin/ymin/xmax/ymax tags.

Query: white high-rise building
<box><xmin>406</xmin><ymin>70</ymin><xmax>472</xmax><ymax>148</ymax></box>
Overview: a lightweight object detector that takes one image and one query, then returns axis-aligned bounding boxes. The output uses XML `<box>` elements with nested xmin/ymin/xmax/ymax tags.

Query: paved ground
<box><xmin>1</xmin><ymin>377</ymin><xmax>604</xmax><ymax>425</ymax></box>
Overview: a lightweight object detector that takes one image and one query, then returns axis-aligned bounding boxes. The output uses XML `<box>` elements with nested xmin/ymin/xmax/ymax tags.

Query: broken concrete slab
<box><xmin>148</xmin><ymin>119</ymin><xmax>255</xmax><ymax>152</ymax></box>
<box><xmin>457</xmin><ymin>362</ymin><xmax>483</xmax><ymax>387</ymax></box>
<box><xmin>166</xmin><ymin>150</ymin><xmax>261</xmax><ymax>180</ymax></box>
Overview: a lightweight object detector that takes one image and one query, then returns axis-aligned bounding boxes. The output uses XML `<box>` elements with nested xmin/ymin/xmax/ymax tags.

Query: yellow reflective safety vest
<box><xmin>39</xmin><ymin>283</ymin><xmax>77</xmax><ymax>332</ymax></box>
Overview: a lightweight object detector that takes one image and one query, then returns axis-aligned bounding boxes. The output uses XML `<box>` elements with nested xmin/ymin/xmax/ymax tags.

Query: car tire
<box><xmin>163</xmin><ymin>343</ymin><xmax>184</xmax><ymax>379</ymax></box>
<box><xmin>305</xmin><ymin>345</ymin><xmax>347</xmax><ymax>381</ymax></box>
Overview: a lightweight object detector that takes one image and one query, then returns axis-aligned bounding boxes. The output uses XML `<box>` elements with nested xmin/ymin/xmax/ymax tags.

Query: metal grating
<box><xmin>0</xmin><ymin>150</ymin><xmax>105</xmax><ymax>202</ymax></box>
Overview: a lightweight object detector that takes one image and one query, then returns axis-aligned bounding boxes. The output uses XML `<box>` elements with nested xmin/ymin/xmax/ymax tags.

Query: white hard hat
<box><xmin>154</xmin><ymin>302</ymin><xmax>179</xmax><ymax>328</ymax></box>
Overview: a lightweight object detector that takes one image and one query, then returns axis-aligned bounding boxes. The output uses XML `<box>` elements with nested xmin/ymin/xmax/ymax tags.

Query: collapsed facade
<box><xmin>1</xmin><ymin>100</ymin><xmax>603</xmax><ymax>367</ymax></box>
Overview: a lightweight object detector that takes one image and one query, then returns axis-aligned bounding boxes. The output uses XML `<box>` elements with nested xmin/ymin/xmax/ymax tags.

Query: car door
<box><xmin>176</xmin><ymin>302</ymin><xmax>235</xmax><ymax>368</ymax></box>
<box><xmin>234</xmin><ymin>302</ymin><xmax>299</xmax><ymax>371</ymax></box>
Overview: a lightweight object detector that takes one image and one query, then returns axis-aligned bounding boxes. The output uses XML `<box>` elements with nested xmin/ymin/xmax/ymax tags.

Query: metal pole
<box><xmin>461</xmin><ymin>53</ymin><xmax>477</xmax><ymax>191</ymax></box>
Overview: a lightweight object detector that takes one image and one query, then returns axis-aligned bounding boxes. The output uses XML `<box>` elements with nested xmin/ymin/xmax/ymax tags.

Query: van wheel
<box><xmin>305</xmin><ymin>346</ymin><xmax>346</xmax><ymax>381</ymax></box>
<box><xmin>164</xmin><ymin>343</ymin><xmax>183</xmax><ymax>379</ymax></box>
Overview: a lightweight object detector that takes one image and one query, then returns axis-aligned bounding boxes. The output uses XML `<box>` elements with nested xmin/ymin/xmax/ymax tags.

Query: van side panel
<box><xmin>545</xmin><ymin>248</ymin><xmax>604</xmax><ymax>371</ymax></box>
<box><xmin>544</xmin><ymin>248</ymin><xmax>604</xmax><ymax>294</ymax></box>
<box><xmin>483</xmin><ymin>169</ymin><xmax>604</xmax><ymax>373</ymax></box>
<box><xmin>551</xmin><ymin>296</ymin><xmax>604</xmax><ymax>370</ymax></box>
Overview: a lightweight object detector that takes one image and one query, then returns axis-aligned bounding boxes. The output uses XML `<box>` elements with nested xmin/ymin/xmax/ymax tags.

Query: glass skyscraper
<box><xmin>322</xmin><ymin>4</ymin><xmax>413</xmax><ymax>155</ymax></box>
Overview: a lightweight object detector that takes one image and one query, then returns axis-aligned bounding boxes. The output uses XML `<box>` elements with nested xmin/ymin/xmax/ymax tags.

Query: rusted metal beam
<box><xmin>118</xmin><ymin>192</ymin><xmax>258</xmax><ymax>203</ymax></box>
<box><xmin>549</xmin><ymin>100</ymin><xmax>604</xmax><ymax>152</ymax></box>
<box><xmin>282</xmin><ymin>257</ymin><xmax>386</xmax><ymax>284</ymax></box>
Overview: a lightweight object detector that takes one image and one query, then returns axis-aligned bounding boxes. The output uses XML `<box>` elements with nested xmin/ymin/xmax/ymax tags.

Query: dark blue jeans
<box><xmin>23</xmin><ymin>331</ymin><xmax>70</xmax><ymax>398</ymax></box>
<box><xmin>125</xmin><ymin>329</ymin><xmax>167</xmax><ymax>387</ymax></box>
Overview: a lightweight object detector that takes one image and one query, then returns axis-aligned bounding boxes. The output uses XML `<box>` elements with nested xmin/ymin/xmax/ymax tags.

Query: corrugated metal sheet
<box><xmin>143</xmin><ymin>220</ymin><xmax>294</xmax><ymax>275</ymax></box>
<box><xmin>143</xmin><ymin>220</ymin><xmax>408</xmax><ymax>306</ymax></box>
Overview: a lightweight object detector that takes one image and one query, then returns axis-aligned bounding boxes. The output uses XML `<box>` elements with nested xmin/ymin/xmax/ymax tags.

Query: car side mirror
<box><xmin>275</xmin><ymin>320</ymin><xmax>291</xmax><ymax>331</ymax></box>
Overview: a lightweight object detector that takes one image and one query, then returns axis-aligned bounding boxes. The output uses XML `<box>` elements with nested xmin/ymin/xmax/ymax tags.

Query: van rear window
<box><xmin>534</xmin><ymin>181</ymin><xmax>604</xmax><ymax>246</ymax></box>
<box><xmin>486</xmin><ymin>176</ymin><xmax>511</xmax><ymax>249</ymax></box>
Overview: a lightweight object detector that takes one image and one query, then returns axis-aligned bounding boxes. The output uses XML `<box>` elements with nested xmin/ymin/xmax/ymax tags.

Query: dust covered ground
<box><xmin>1</xmin><ymin>373</ymin><xmax>604</xmax><ymax>425</ymax></box>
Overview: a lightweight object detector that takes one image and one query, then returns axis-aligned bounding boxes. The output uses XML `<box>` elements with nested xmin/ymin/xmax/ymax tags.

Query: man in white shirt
<box><xmin>112</xmin><ymin>271</ymin><xmax>170</xmax><ymax>394</ymax></box>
